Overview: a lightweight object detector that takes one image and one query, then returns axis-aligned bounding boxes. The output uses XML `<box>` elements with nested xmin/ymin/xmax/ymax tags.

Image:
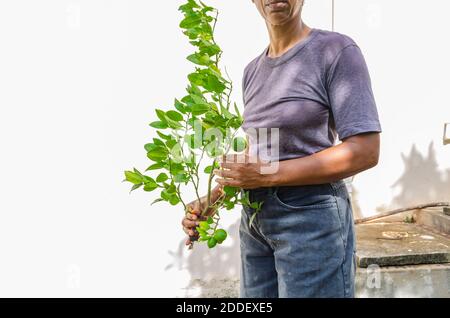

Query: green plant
<box><xmin>404</xmin><ymin>215</ymin><xmax>415</xmax><ymax>224</ymax></box>
<box><xmin>123</xmin><ymin>0</ymin><xmax>263</xmax><ymax>248</ymax></box>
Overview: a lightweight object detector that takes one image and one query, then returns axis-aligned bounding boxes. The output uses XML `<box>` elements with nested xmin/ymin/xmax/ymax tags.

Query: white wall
<box><xmin>334</xmin><ymin>0</ymin><xmax>450</xmax><ymax>217</ymax></box>
<box><xmin>0</xmin><ymin>0</ymin><xmax>448</xmax><ymax>297</ymax></box>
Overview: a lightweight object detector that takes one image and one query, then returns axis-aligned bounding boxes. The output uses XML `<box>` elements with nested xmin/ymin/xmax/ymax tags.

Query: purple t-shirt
<box><xmin>241</xmin><ymin>28</ymin><xmax>382</xmax><ymax>162</ymax></box>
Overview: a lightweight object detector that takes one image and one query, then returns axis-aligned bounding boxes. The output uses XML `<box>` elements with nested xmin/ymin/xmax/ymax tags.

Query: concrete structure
<box><xmin>0</xmin><ymin>0</ymin><xmax>449</xmax><ymax>297</ymax></box>
<box><xmin>191</xmin><ymin>208</ymin><xmax>450</xmax><ymax>298</ymax></box>
<box><xmin>355</xmin><ymin>207</ymin><xmax>450</xmax><ymax>297</ymax></box>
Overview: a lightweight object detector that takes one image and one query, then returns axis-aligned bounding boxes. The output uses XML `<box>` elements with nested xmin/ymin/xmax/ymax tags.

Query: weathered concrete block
<box><xmin>356</xmin><ymin>223</ymin><xmax>450</xmax><ymax>268</ymax></box>
<box><xmin>415</xmin><ymin>207</ymin><xmax>450</xmax><ymax>236</ymax></box>
<box><xmin>187</xmin><ymin>264</ymin><xmax>450</xmax><ymax>298</ymax></box>
<box><xmin>356</xmin><ymin>264</ymin><xmax>450</xmax><ymax>298</ymax></box>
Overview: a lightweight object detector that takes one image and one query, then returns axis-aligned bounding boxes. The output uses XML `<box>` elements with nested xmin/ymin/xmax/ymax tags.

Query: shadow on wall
<box><xmin>377</xmin><ymin>142</ymin><xmax>450</xmax><ymax>212</ymax></box>
<box><xmin>165</xmin><ymin>217</ymin><xmax>241</xmax><ymax>297</ymax></box>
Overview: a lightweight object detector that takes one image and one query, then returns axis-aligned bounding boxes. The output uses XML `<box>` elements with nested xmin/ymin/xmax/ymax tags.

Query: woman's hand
<box><xmin>181</xmin><ymin>185</ymin><xmax>224</xmax><ymax>247</ymax></box>
<box><xmin>213</xmin><ymin>154</ymin><xmax>276</xmax><ymax>189</ymax></box>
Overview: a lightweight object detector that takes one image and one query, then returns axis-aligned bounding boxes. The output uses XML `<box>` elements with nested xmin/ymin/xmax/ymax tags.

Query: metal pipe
<box><xmin>355</xmin><ymin>202</ymin><xmax>450</xmax><ymax>224</ymax></box>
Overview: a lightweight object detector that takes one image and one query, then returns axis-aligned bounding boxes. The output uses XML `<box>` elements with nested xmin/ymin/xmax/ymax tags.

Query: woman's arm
<box><xmin>214</xmin><ymin>132</ymin><xmax>380</xmax><ymax>189</ymax></box>
<box><xmin>270</xmin><ymin>132</ymin><xmax>380</xmax><ymax>186</ymax></box>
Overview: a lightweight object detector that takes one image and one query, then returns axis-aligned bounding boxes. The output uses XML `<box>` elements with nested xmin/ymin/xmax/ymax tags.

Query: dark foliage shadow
<box><xmin>377</xmin><ymin>142</ymin><xmax>450</xmax><ymax>212</ymax></box>
<box><xmin>165</xmin><ymin>217</ymin><xmax>241</xmax><ymax>297</ymax></box>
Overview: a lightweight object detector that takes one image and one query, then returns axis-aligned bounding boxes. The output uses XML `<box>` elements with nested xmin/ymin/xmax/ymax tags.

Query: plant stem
<box><xmin>177</xmin><ymin>183</ymin><xmax>187</xmax><ymax>211</ymax></box>
<box><xmin>202</xmin><ymin>158</ymin><xmax>217</xmax><ymax>216</ymax></box>
<box><xmin>223</xmin><ymin>67</ymin><xmax>233</xmax><ymax>109</ymax></box>
<box><xmin>212</xmin><ymin>212</ymin><xmax>221</xmax><ymax>233</ymax></box>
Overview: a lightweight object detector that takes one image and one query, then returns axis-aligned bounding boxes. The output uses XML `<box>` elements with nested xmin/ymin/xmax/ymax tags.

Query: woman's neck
<box><xmin>266</xmin><ymin>19</ymin><xmax>311</xmax><ymax>58</ymax></box>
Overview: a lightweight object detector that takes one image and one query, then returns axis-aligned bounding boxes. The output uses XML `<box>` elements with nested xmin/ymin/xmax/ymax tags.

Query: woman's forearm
<box><xmin>268</xmin><ymin>133</ymin><xmax>380</xmax><ymax>187</ymax></box>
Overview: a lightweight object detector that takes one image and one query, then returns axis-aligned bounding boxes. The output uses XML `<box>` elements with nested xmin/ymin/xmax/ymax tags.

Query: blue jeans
<box><xmin>239</xmin><ymin>180</ymin><xmax>356</xmax><ymax>298</ymax></box>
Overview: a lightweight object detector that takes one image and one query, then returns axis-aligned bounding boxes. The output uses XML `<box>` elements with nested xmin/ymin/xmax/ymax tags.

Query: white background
<box><xmin>0</xmin><ymin>0</ymin><xmax>449</xmax><ymax>297</ymax></box>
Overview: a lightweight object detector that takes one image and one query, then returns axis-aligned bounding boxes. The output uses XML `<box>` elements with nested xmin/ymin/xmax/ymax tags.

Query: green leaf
<box><xmin>149</xmin><ymin>121</ymin><xmax>168</xmax><ymax>129</ymax></box>
<box><xmin>220</xmin><ymin>104</ymin><xmax>234</xmax><ymax>119</ymax></box>
<box><xmin>169</xmin><ymin>162</ymin><xmax>185</xmax><ymax>175</ymax></box>
<box><xmin>152</xmin><ymin>138</ymin><xmax>165</xmax><ymax>147</ymax></box>
<box><xmin>169</xmin><ymin>195</ymin><xmax>180</xmax><ymax>206</ymax></box>
<box><xmin>188</xmin><ymin>72</ymin><xmax>204</xmax><ymax>86</ymax></box>
<box><xmin>166</xmin><ymin>183</ymin><xmax>177</xmax><ymax>194</ymax></box>
<box><xmin>233</xmin><ymin>102</ymin><xmax>241</xmax><ymax>118</ymax></box>
<box><xmin>156</xmin><ymin>173</ymin><xmax>169</xmax><ymax>183</ymax></box>
<box><xmin>179</xmin><ymin>16</ymin><xmax>202</xmax><ymax>29</ymax></box>
<box><xmin>142</xmin><ymin>175</ymin><xmax>156</xmax><ymax>183</ymax></box>
<box><xmin>147</xmin><ymin>146</ymin><xmax>168</xmax><ymax>162</ymax></box>
<box><xmin>224</xmin><ymin>201</ymin><xmax>235</xmax><ymax>210</ymax></box>
<box><xmin>155</xmin><ymin>109</ymin><xmax>167</xmax><ymax>121</ymax></box>
<box><xmin>192</xmin><ymin>103</ymin><xmax>210</xmax><ymax>115</ymax></box>
<box><xmin>207</xmin><ymin>237</ymin><xmax>217</xmax><ymax>248</ymax></box>
<box><xmin>165</xmin><ymin>110</ymin><xmax>184</xmax><ymax>121</ymax></box>
<box><xmin>146</xmin><ymin>163</ymin><xmax>165</xmax><ymax>171</ymax></box>
<box><xmin>226</xmin><ymin>116</ymin><xmax>243</xmax><ymax>129</ymax></box>
<box><xmin>200</xmin><ymin>41</ymin><xmax>221</xmax><ymax>57</ymax></box>
<box><xmin>199</xmin><ymin>221</ymin><xmax>210</xmax><ymax>231</ymax></box>
<box><xmin>243</xmin><ymin>190</ymin><xmax>251</xmax><ymax>205</ymax></box>
<box><xmin>223</xmin><ymin>186</ymin><xmax>238</xmax><ymax>196</ymax></box>
<box><xmin>188</xmin><ymin>83</ymin><xmax>203</xmax><ymax>97</ymax></box>
<box><xmin>204</xmin><ymin>165</ymin><xmax>213</xmax><ymax>174</ymax></box>
<box><xmin>144</xmin><ymin>143</ymin><xmax>158</xmax><ymax>152</ymax></box>
<box><xmin>173</xmin><ymin>173</ymin><xmax>189</xmax><ymax>183</ymax></box>
<box><xmin>205</xmin><ymin>74</ymin><xmax>226</xmax><ymax>93</ymax></box>
<box><xmin>207</xmin><ymin>216</ymin><xmax>214</xmax><ymax>224</ymax></box>
<box><xmin>157</xmin><ymin>131</ymin><xmax>172</xmax><ymax>140</ymax></box>
<box><xmin>164</xmin><ymin>115</ymin><xmax>183</xmax><ymax>129</ymax></box>
<box><xmin>187</xmin><ymin>53</ymin><xmax>211</xmax><ymax>66</ymax></box>
<box><xmin>165</xmin><ymin>139</ymin><xmax>177</xmax><ymax>149</ymax></box>
<box><xmin>183</xmin><ymin>28</ymin><xmax>201</xmax><ymax>40</ymax></box>
<box><xmin>143</xmin><ymin>176</ymin><xmax>158</xmax><ymax>192</ymax></box>
<box><xmin>160</xmin><ymin>189</ymin><xmax>171</xmax><ymax>201</ymax></box>
<box><xmin>250</xmin><ymin>202</ymin><xmax>259</xmax><ymax>209</ymax></box>
<box><xmin>190</xmin><ymin>94</ymin><xmax>208</xmax><ymax>105</ymax></box>
<box><xmin>249</xmin><ymin>211</ymin><xmax>258</xmax><ymax>228</ymax></box>
<box><xmin>129</xmin><ymin>183</ymin><xmax>142</xmax><ymax>193</ymax></box>
<box><xmin>174</xmin><ymin>99</ymin><xmax>186</xmax><ymax>114</ymax></box>
<box><xmin>178</xmin><ymin>0</ymin><xmax>200</xmax><ymax>13</ymax></box>
<box><xmin>150</xmin><ymin>198</ymin><xmax>165</xmax><ymax>205</ymax></box>
<box><xmin>124</xmin><ymin>171</ymin><xmax>143</xmax><ymax>185</ymax></box>
<box><xmin>143</xmin><ymin>182</ymin><xmax>158</xmax><ymax>192</ymax></box>
<box><xmin>213</xmin><ymin>229</ymin><xmax>227</xmax><ymax>243</ymax></box>
<box><xmin>232</xmin><ymin>136</ymin><xmax>247</xmax><ymax>152</ymax></box>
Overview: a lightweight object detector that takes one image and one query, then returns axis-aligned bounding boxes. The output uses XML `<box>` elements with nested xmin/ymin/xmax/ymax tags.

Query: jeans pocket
<box><xmin>273</xmin><ymin>184</ymin><xmax>337</xmax><ymax>211</ymax></box>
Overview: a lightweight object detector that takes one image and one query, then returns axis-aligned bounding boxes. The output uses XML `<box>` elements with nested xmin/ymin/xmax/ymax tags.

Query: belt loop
<box><xmin>269</xmin><ymin>185</ymin><xmax>278</xmax><ymax>197</ymax></box>
<box><xmin>330</xmin><ymin>179</ymin><xmax>343</xmax><ymax>192</ymax></box>
<box><xmin>330</xmin><ymin>180</ymin><xmax>337</xmax><ymax>191</ymax></box>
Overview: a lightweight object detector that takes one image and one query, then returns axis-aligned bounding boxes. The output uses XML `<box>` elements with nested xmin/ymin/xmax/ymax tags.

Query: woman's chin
<box><xmin>266</xmin><ymin>15</ymin><xmax>291</xmax><ymax>26</ymax></box>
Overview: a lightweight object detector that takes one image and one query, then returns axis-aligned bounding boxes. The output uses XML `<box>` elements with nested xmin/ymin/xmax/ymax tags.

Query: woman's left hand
<box><xmin>213</xmin><ymin>154</ymin><xmax>276</xmax><ymax>190</ymax></box>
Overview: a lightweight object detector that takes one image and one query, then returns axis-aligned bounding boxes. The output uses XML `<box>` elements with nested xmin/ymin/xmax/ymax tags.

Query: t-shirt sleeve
<box><xmin>326</xmin><ymin>44</ymin><xmax>382</xmax><ymax>140</ymax></box>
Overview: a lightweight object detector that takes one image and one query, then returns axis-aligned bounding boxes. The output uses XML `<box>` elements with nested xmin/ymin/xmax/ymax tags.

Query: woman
<box><xmin>182</xmin><ymin>0</ymin><xmax>381</xmax><ymax>298</ymax></box>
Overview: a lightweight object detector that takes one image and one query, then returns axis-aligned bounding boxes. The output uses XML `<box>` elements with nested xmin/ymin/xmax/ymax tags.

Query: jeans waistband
<box><xmin>241</xmin><ymin>179</ymin><xmax>347</xmax><ymax>202</ymax></box>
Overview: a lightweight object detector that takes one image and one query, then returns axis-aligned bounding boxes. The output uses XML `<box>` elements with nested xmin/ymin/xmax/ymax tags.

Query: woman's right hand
<box><xmin>181</xmin><ymin>185</ymin><xmax>224</xmax><ymax>246</ymax></box>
